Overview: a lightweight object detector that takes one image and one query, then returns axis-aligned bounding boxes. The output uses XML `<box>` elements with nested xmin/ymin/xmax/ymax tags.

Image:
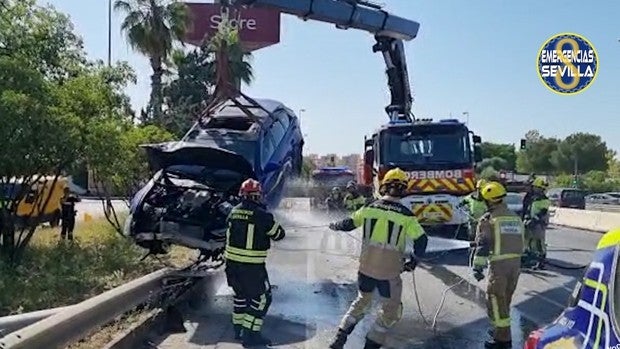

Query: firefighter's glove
<box><xmin>328</xmin><ymin>223</ymin><xmax>338</xmax><ymax>231</ymax></box>
<box><xmin>403</xmin><ymin>259</ymin><xmax>417</xmax><ymax>272</ymax></box>
<box><xmin>473</xmin><ymin>268</ymin><xmax>485</xmax><ymax>282</ymax></box>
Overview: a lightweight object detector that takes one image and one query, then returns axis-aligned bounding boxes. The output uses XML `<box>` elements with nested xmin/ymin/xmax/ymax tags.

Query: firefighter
<box><xmin>472</xmin><ymin>181</ymin><xmax>525</xmax><ymax>349</ymax></box>
<box><xmin>224</xmin><ymin>178</ymin><xmax>286</xmax><ymax>347</ymax></box>
<box><xmin>327</xmin><ymin>168</ymin><xmax>428</xmax><ymax>349</ymax></box>
<box><xmin>60</xmin><ymin>187</ymin><xmax>80</xmax><ymax>240</ymax></box>
<box><xmin>325</xmin><ymin>186</ymin><xmax>345</xmax><ymax>212</ymax></box>
<box><xmin>523</xmin><ymin>177</ymin><xmax>551</xmax><ymax>269</ymax></box>
<box><xmin>461</xmin><ymin>179</ymin><xmax>489</xmax><ymax>239</ymax></box>
<box><xmin>343</xmin><ymin>181</ymin><xmax>367</xmax><ymax>211</ymax></box>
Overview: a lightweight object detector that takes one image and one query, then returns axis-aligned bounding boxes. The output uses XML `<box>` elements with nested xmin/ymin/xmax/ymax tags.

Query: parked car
<box><xmin>505</xmin><ymin>192</ymin><xmax>524</xmax><ymax>216</ymax></box>
<box><xmin>524</xmin><ymin>230</ymin><xmax>620</xmax><ymax>349</ymax></box>
<box><xmin>585</xmin><ymin>193</ymin><xmax>620</xmax><ymax>205</ymax></box>
<box><xmin>124</xmin><ymin>97</ymin><xmax>304</xmax><ymax>259</ymax></box>
<box><xmin>547</xmin><ymin>188</ymin><xmax>586</xmax><ymax>209</ymax></box>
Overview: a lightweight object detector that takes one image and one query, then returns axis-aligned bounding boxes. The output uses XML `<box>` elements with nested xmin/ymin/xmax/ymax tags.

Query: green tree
<box><xmin>550</xmin><ymin>133</ymin><xmax>609</xmax><ymax>174</ymax></box>
<box><xmin>206</xmin><ymin>24</ymin><xmax>254</xmax><ymax>88</ymax></box>
<box><xmin>479</xmin><ymin>157</ymin><xmax>508</xmax><ymax>173</ymax></box>
<box><xmin>515</xmin><ymin>130</ymin><xmax>559</xmax><ymax>174</ymax></box>
<box><xmin>0</xmin><ymin>0</ymin><xmax>87</xmax><ymax>82</ymax></box>
<box><xmin>114</xmin><ymin>0</ymin><xmax>188</xmax><ymax>125</ymax></box>
<box><xmin>161</xmin><ymin>46</ymin><xmax>215</xmax><ymax>137</ymax></box>
<box><xmin>301</xmin><ymin>157</ymin><xmax>317</xmax><ymax>179</ymax></box>
<box><xmin>479</xmin><ymin>142</ymin><xmax>516</xmax><ymax>170</ymax></box>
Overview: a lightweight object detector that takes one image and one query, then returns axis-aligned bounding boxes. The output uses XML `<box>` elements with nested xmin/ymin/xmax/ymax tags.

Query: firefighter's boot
<box><xmin>242</xmin><ymin>331</ymin><xmax>272</xmax><ymax>347</ymax></box>
<box><xmin>484</xmin><ymin>339</ymin><xmax>512</xmax><ymax>349</ymax></box>
<box><xmin>363</xmin><ymin>337</ymin><xmax>382</xmax><ymax>349</ymax></box>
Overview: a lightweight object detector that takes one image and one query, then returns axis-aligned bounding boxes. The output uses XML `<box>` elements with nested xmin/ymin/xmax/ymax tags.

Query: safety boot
<box><xmin>242</xmin><ymin>331</ymin><xmax>272</xmax><ymax>347</ymax></box>
<box><xmin>484</xmin><ymin>339</ymin><xmax>512</xmax><ymax>349</ymax></box>
<box><xmin>363</xmin><ymin>337</ymin><xmax>382</xmax><ymax>349</ymax></box>
<box><xmin>233</xmin><ymin>325</ymin><xmax>244</xmax><ymax>340</ymax></box>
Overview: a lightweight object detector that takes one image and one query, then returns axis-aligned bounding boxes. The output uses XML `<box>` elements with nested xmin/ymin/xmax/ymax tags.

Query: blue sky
<box><xmin>39</xmin><ymin>0</ymin><xmax>620</xmax><ymax>156</ymax></box>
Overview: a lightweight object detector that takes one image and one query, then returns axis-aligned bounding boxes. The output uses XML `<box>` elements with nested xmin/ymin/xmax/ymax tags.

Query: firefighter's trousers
<box><xmin>486</xmin><ymin>259</ymin><xmax>521</xmax><ymax>343</ymax></box>
<box><xmin>338</xmin><ymin>272</ymin><xmax>403</xmax><ymax>345</ymax></box>
<box><xmin>525</xmin><ymin>222</ymin><xmax>547</xmax><ymax>260</ymax></box>
<box><xmin>225</xmin><ymin>262</ymin><xmax>272</xmax><ymax>334</ymax></box>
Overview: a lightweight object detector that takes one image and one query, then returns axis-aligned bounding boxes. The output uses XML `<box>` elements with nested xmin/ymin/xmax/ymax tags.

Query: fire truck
<box><xmin>359</xmin><ymin>119</ymin><xmax>483</xmax><ymax>238</ymax></box>
<box><xmin>229</xmin><ymin>0</ymin><xmax>480</xmax><ymax>236</ymax></box>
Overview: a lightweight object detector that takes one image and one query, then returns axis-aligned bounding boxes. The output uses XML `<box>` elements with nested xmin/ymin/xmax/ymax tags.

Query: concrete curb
<box><xmin>550</xmin><ymin>207</ymin><xmax>620</xmax><ymax>233</ymax></box>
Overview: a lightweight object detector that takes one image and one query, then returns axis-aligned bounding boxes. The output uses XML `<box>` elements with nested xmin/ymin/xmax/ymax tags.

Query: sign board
<box><xmin>183</xmin><ymin>3</ymin><xmax>281</xmax><ymax>52</ymax></box>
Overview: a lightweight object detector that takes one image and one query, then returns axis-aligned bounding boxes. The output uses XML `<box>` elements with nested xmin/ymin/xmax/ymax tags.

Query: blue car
<box><xmin>124</xmin><ymin>96</ymin><xmax>304</xmax><ymax>258</ymax></box>
<box><xmin>524</xmin><ymin>229</ymin><xmax>620</xmax><ymax>349</ymax></box>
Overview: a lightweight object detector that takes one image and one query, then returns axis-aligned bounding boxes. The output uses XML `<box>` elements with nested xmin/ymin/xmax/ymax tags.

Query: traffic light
<box><xmin>520</xmin><ymin>139</ymin><xmax>527</xmax><ymax>150</ymax></box>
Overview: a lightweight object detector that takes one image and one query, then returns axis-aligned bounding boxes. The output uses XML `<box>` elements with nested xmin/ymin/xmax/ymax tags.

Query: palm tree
<box><xmin>205</xmin><ymin>19</ymin><xmax>254</xmax><ymax>92</ymax></box>
<box><xmin>114</xmin><ymin>0</ymin><xmax>188</xmax><ymax>124</ymax></box>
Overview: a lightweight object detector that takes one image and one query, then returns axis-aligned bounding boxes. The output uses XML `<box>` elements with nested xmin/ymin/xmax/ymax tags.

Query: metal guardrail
<box><xmin>0</xmin><ymin>268</ymin><xmax>174</xmax><ymax>349</ymax></box>
<box><xmin>0</xmin><ymin>306</ymin><xmax>71</xmax><ymax>338</ymax></box>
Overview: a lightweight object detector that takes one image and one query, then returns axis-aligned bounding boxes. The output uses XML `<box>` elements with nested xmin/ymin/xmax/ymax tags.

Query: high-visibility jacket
<box><xmin>527</xmin><ymin>194</ymin><xmax>550</xmax><ymax>222</ymax></box>
<box><xmin>224</xmin><ymin>200</ymin><xmax>285</xmax><ymax>264</ymax></box>
<box><xmin>332</xmin><ymin>197</ymin><xmax>428</xmax><ymax>279</ymax></box>
<box><xmin>462</xmin><ymin>192</ymin><xmax>487</xmax><ymax>220</ymax></box>
<box><xmin>473</xmin><ymin>203</ymin><xmax>525</xmax><ymax>267</ymax></box>
<box><xmin>343</xmin><ymin>192</ymin><xmax>366</xmax><ymax>211</ymax></box>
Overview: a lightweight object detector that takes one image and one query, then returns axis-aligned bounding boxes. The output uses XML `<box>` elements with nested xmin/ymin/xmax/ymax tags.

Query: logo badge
<box><xmin>537</xmin><ymin>33</ymin><xmax>598</xmax><ymax>95</ymax></box>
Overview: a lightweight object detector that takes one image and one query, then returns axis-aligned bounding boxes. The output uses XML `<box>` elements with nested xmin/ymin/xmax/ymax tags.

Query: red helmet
<box><xmin>239</xmin><ymin>179</ymin><xmax>261</xmax><ymax>196</ymax></box>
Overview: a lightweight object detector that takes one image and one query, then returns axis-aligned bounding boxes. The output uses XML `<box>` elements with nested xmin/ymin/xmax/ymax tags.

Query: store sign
<box><xmin>183</xmin><ymin>3</ymin><xmax>281</xmax><ymax>51</ymax></box>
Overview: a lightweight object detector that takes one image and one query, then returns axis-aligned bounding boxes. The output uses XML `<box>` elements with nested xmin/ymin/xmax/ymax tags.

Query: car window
<box><xmin>278</xmin><ymin>111</ymin><xmax>290</xmax><ymax>130</ymax></box>
<box><xmin>270</xmin><ymin>120</ymin><xmax>286</xmax><ymax>144</ymax></box>
<box><xmin>504</xmin><ymin>194</ymin><xmax>522</xmax><ymax>205</ymax></box>
<box><xmin>608</xmin><ymin>193</ymin><xmax>620</xmax><ymax>199</ymax></box>
<box><xmin>261</xmin><ymin>134</ymin><xmax>276</xmax><ymax>167</ymax></box>
<box><xmin>562</xmin><ymin>190</ymin><xmax>585</xmax><ymax>199</ymax></box>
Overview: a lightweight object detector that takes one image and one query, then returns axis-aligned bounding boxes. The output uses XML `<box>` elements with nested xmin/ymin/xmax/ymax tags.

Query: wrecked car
<box><xmin>124</xmin><ymin>96</ymin><xmax>304</xmax><ymax>260</ymax></box>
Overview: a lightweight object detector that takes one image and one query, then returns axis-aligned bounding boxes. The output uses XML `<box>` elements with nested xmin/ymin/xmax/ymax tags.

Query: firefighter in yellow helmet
<box><xmin>472</xmin><ymin>181</ymin><xmax>525</xmax><ymax>349</ymax></box>
<box><xmin>522</xmin><ymin>177</ymin><xmax>551</xmax><ymax>269</ymax></box>
<box><xmin>327</xmin><ymin>168</ymin><xmax>428</xmax><ymax>349</ymax></box>
<box><xmin>461</xmin><ymin>178</ymin><xmax>489</xmax><ymax>239</ymax></box>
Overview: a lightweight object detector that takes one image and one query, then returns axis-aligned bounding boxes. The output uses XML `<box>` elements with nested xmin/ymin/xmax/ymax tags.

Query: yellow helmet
<box><xmin>381</xmin><ymin>168</ymin><xmax>409</xmax><ymax>186</ymax></box>
<box><xmin>480</xmin><ymin>181</ymin><xmax>507</xmax><ymax>203</ymax></box>
<box><xmin>532</xmin><ymin>177</ymin><xmax>547</xmax><ymax>188</ymax></box>
<box><xmin>476</xmin><ymin>178</ymin><xmax>488</xmax><ymax>190</ymax></box>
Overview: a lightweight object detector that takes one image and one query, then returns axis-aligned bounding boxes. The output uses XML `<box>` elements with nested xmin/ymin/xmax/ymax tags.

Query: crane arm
<box><xmin>229</xmin><ymin>0</ymin><xmax>418</xmax><ymax>122</ymax></box>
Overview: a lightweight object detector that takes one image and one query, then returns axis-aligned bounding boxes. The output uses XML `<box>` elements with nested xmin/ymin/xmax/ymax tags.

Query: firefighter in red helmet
<box><xmin>224</xmin><ymin>178</ymin><xmax>286</xmax><ymax>347</ymax></box>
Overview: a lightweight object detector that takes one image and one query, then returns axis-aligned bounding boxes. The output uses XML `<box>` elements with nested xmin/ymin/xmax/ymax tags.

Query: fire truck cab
<box><xmin>360</xmin><ymin>118</ymin><xmax>483</xmax><ymax>238</ymax></box>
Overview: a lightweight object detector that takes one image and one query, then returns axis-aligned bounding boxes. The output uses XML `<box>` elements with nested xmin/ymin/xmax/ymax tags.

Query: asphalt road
<box><xmin>149</xmin><ymin>198</ymin><xmax>600</xmax><ymax>349</ymax></box>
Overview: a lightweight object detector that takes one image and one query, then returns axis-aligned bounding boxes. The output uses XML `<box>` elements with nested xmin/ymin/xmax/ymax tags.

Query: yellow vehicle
<box><xmin>0</xmin><ymin>176</ymin><xmax>69</xmax><ymax>228</ymax></box>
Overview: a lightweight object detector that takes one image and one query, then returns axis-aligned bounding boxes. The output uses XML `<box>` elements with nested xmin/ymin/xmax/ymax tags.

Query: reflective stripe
<box><xmin>473</xmin><ymin>256</ymin><xmax>488</xmax><ymax>267</ymax></box>
<box><xmin>583</xmin><ymin>277</ymin><xmax>608</xmax><ymax>349</ymax></box>
<box><xmin>489</xmin><ymin>253</ymin><xmax>521</xmax><ymax>262</ymax></box>
<box><xmin>266</xmin><ymin>222</ymin><xmax>280</xmax><ymax>237</ymax></box>
<box><xmin>232</xmin><ymin>313</ymin><xmax>244</xmax><ymax>325</ymax></box>
<box><xmin>490</xmin><ymin>295</ymin><xmax>510</xmax><ymax>328</ymax></box>
<box><xmin>225</xmin><ymin>245</ymin><xmax>267</xmax><ymax>257</ymax></box>
<box><xmin>246</xmin><ymin>223</ymin><xmax>255</xmax><ymax>249</ymax></box>
<box><xmin>224</xmin><ymin>250</ymin><xmax>266</xmax><ymax>264</ymax></box>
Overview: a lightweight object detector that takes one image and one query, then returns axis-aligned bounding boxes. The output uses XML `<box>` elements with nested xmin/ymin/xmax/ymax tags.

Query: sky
<box><xmin>38</xmin><ymin>0</ymin><xmax>620</xmax><ymax>156</ymax></box>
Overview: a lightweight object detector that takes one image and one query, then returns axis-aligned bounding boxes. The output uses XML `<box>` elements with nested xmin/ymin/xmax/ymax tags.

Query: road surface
<box><xmin>74</xmin><ymin>199</ymin><xmax>127</xmax><ymax>221</ymax></box>
<box><xmin>147</xmin><ymin>198</ymin><xmax>599</xmax><ymax>349</ymax></box>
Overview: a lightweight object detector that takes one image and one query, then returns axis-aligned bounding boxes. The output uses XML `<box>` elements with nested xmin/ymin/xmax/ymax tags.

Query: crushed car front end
<box><xmin>125</xmin><ymin>142</ymin><xmax>255</xmax><ymax>259</ymax></box>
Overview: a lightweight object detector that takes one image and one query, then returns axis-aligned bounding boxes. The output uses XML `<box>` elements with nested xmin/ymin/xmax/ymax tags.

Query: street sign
<box><xmin>183</xmin><ymin>3</ymin><xmax>281</xmax><ymax>52</ymax></box>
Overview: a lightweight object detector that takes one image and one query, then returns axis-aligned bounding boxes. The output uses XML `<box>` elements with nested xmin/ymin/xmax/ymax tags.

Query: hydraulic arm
<box><xmin>229</xmin><ymin>0</ymin><xmax>419</xmax><ymax>122</ymax></box>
